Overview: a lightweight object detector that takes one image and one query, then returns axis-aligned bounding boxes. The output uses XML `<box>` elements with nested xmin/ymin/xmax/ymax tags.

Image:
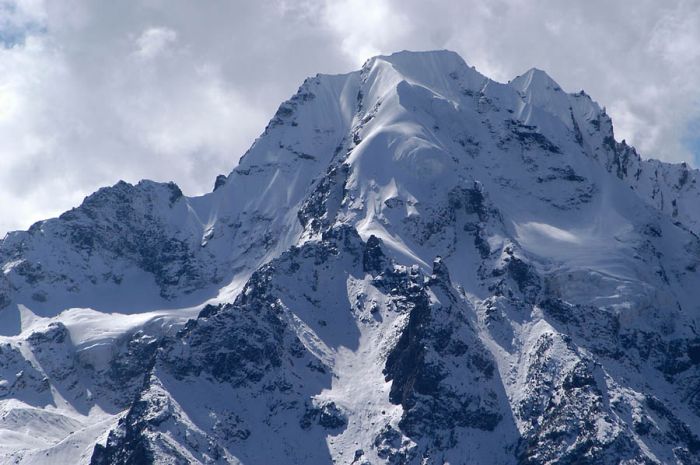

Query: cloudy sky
<box><xmin>0</xmin><ymin>0</ymin><xmax>699</xmax><ymax>234</ymax></box>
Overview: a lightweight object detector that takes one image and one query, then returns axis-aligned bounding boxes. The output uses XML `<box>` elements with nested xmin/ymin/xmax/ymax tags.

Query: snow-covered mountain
<box><xmin>1</xmin><ymin>50</ymin><xmax>700</xmax><ymax>465</ymax></box>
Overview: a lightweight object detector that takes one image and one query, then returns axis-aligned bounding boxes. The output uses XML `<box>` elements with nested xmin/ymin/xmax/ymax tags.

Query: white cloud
<box><xmin>0</xmin><ymin>0</ymin><xmax>698</xmax><ymax>234</ymax></box>
<box><xmin>134</xmin><ymin>26</ymin><xmax>176</xmax><ymax>59</ymax></box>
<box><xmin>323</xmin><ymin>0</ymin><xmax>407</xmax><ymax>65</ymax></box>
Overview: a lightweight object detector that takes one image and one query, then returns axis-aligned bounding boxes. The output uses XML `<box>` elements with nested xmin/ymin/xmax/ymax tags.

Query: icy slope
<box><xmin>0</xmin><ymin>50</ymin><xmax>699</xmax><ymax>464</ymax></box>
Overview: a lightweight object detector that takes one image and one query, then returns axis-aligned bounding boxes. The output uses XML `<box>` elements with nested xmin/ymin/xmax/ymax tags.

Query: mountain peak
<box><xmin>2</xmin><ymin>49</ymin><xmax>700</xmax><ymax>465</ymax></box>
<box><xmin>372</xmin><ymin>49</ymin><xmax>468</xmax><ymax>67</ymax></box>
<box><xmin>360</xmin><ymin>49</ymin><xmax>487</xmax><ymax>99</ymax></box>
<box><xmin>510</xmin><ymin>66</ymin><xmax>564</xmax><ymax>93</ymax></box>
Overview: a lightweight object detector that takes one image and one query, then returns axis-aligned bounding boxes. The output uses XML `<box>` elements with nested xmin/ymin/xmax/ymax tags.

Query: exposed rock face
<box><xmin>0</xmin><ymin>50</ymin><xmax>699</xmax><ymax>464</ymax></box>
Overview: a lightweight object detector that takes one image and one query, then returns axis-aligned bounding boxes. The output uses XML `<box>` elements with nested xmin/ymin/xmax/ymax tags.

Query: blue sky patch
<box><xmin>0</xmin><ymin>1</ymin><xmax>46</xmax><ymax>48</ymax></box>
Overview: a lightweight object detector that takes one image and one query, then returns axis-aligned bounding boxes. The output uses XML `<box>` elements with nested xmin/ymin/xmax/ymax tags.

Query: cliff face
<box><xmin>1</xmin><ymin>50</ymin><xmax>699</xmax><ymax>465</ymax></box>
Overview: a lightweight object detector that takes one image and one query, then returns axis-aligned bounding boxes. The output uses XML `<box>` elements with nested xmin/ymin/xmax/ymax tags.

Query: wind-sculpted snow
<box><xmin>1</xmin><ymin>50</ymin><xmax>700</xmax><ymax>464</ymax></box>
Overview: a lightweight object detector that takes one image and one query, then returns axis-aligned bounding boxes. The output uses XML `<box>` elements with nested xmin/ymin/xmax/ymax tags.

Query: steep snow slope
<box><xmin>1</xmin><ymin>50</ymin><xmax>699</xmax><ymax>464</ymax></box>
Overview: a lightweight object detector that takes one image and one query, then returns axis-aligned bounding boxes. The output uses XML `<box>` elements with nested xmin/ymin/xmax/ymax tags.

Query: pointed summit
<box><xmin>508</xmin><ymin>66</ymin><xmax>587</xmax><ymax>131</ymax></box>
<box><xmin>509</xmin><ymin>67</ymin><xmax>564</xmax><ymax>94</ymax></box>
